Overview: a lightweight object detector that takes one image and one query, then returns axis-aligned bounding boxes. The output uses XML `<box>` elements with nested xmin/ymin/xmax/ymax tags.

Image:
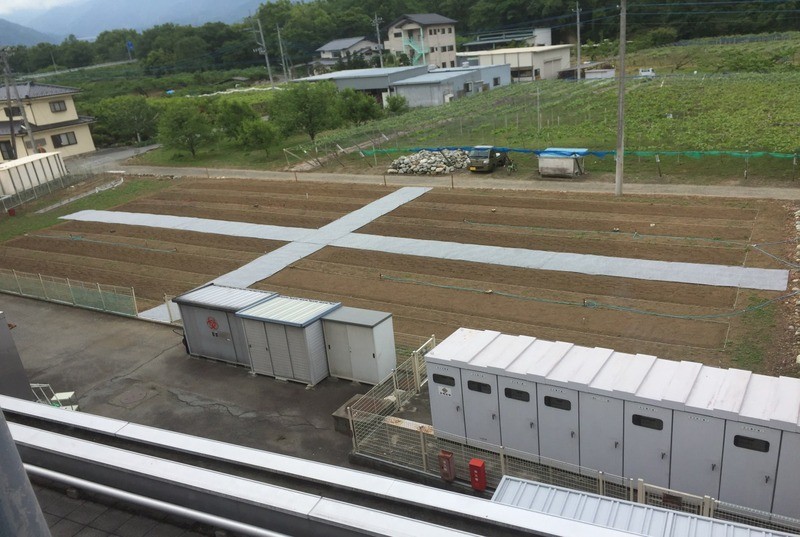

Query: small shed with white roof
<box><xmin>237</xmin><ymin>296</ymin><xmax>341</xmax><ymax>386</ymax></box>
<box><xmin>173</xmin><ymin>284</ymin><xmax>276</xmax><ymax>366</ymax></box>
<box><xmin>425</xmin><ymin>328</ymin><xmax>800</xmax><ymax>517</ymax></box>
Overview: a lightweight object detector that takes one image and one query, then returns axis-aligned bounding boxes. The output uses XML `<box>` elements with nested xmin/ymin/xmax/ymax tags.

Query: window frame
<box><xmin>49</xmin><ymin>100</ymin><xmax>68</xmax><ymax>113</ymax></box>
<box><xmin>733</xmin><ymin>435</ymin><xmax>770</xmax><ymax>453</ymax></box>
<box><xmin>467</xmin><ymin>380</ymin><xmax>492</xmax><ymax>394</ymax></box>
<box><xmin>504</xmin><ymin>387</ymin><xmax>530</xmax><ymax>402</ymax></box>
<box><xmin>51</xmin><ymin>131</ymin><xmax>78</xmax><ymax>148</ymax></box>
<box><xmin>543</xmin><ymin>395</ymin><xmax>571</xmax><ymax>411</ymax></box>
<box><xmin>432</xmin><ymin>374</ymin><xmax>455</xmax><ymax>386</ymax></box>
<box><xmin>631</xmin><ymin>414</ymin><xmax>664</xmax><ymax>431</ymax></box>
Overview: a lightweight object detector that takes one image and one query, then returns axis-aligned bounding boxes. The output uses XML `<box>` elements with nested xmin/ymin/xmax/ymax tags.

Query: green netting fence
<box><xmin>360</xmin><ymin>146</ymin><xmax>799</xmax><ymax>160</ymax></box>
<box><xmin>0</xmin><ymin>269</ymin><xmax>138</xmax><ymax>317</ymax></box>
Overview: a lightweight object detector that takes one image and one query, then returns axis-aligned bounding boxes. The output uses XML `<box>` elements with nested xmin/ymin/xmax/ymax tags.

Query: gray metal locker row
<box><xmin>425</xmin><ymin>328</ymin><xmax>800</xmax><ymax>518</ymax></box>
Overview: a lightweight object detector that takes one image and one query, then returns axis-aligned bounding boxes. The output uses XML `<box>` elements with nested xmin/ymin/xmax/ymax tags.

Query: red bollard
<box><xmin>469</xmin><ymin>458</ymin><xmax>486</xmax><ymax>491</ymax></box>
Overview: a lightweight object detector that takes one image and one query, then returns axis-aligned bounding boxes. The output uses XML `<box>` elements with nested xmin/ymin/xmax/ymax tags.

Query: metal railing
<box><xmin>0</xmin><ymin>269</ymin><xmax>137</xmax><ymax>317</ymax></box>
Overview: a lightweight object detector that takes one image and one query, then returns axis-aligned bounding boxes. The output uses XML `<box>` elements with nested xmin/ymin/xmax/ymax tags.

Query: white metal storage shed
<box><xmin>321</xmin><ymin>306</ymin><xmax>396</xmax><ymax>385</ymax></box>
<box><xmin>173</xmin><ymin>284</ymin><xmax>276</xmax><ymax>366</ymax></box>
<box><xmin>237</xmin><ymin>296</ymin><xmax>341</xmax><ymax>386</ymax></box>
<box><xmin>425</xmin><ymin>328</ymin><xmax>800</xmax><ymax>518</ymax></box>
<box><xmin>538</xmin><ymin>148</ymin><xmax>587</xmax><ymax>177</ymax></box>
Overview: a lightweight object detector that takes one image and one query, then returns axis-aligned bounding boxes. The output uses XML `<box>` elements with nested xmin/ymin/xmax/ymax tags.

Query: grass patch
<box><xmin>129</xmin><ymin>135</ymin><xmax>310</xmax><ymax>169</ymax></box>
<box><xmin>0</xmin><ymin>177</ymin><xmax>174</xmax><ymax>244</ymax></box>
<box><xmin>729</xmin><ymin>294</ymin><xmax>777</xmax><ymax>370</ymax></box>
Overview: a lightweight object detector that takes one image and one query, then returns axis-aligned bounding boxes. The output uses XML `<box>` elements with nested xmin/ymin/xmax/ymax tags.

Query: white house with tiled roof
<box><xmin>314</xmin><ymin>36</ymin><xmax>380</xmax><ymax>71</ymax></box>
<box><xmin>384</xmin><ymin>14</ymin><xmax>457</xmax><ymax>68</ymax></box>
<box><xmin>0</xmin><ymin>82</ymin><xmax>95</xmax><ymax>162</ymax></box>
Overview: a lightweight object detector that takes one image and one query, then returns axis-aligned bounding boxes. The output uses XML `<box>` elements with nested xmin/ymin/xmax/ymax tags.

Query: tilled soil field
<box><xmin>1</xmin><ymin>177</ymin><xmax>796</xmax><ymax>374</ymax></box>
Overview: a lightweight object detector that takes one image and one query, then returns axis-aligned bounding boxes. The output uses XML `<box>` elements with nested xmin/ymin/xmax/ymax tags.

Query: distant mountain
<box><xmin>0</xmin><ymin>18</ymin><xmax>60</xmax><ymax>46</ymax></box>
<box><xmin>6</xmin><ymin>0</ymin><xmax>265</xmax><ymax>40</ymax></box>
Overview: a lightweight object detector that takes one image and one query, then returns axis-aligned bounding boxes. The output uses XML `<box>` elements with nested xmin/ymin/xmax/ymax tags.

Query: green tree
<box><xmin>212</xmin><ymin>99</ymin><xmax>259</xmax><ymax>139</ymax></box>
<box><xmin>270</xmin><ymin>81</ymin><xmax>342</xmax><ymax>141</ymax></box>
<box><xmin>58</xmin><ymin>35</ymin><xmax>95</xmax><ymax>68</ymax></box>
<box><xmin>157</xmin><ymin>100</ymin><xmax>215</xmax><ymax>157</ymax></box>
<box><xmin>94</xmin><ymin>95</ymin><xmax>157</xmax><ymax>145</ymax></box>
<box><xmin>340</xmin><ymin>88</ymin><xmax>383</xmax><ymax>124</ymax></box>
<box><xmin>94</xmin><ymin>29</ymin><xmax>138</xmax><ymax>62</ymax></box>
<box><xmin>237</xmin><ymin>119</ymin><xmax>281</xmax><ymax>156</ymax></box>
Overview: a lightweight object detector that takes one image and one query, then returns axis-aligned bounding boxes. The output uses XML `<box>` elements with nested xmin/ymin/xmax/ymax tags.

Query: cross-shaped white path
<box><xmin>62</xmin><ymin>187</ymin><xmax>789</xmax><ymax>323</ymax></box>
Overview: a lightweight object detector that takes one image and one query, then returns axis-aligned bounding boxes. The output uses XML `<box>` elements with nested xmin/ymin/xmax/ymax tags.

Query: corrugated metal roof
<box><xmin>392</xmin><ymin>70</ymin><xmax>473</xmax><ymax>85</ymax></box>
<box><xmin>237</xmin><ymin>296</ymin><xmax>341</xmax><ymax>327</ymax></box>
<box><xmin>172</xmin><ymin>284</ymin><xmax>276</xmax><ymax>311</ymax></box>
<box><xmin>426</xmin><ymin>328</ymin><xmax>800</xmax><ymax>433</ymax></box>
<box><xmin>492</xmin><ymin>476</ymin><xmax>796</xmax><ymax>537</ymax></box>
<box><xmin>299</xmin><ymin>66</ymin><xmax>424</xmax><ymax>81</ymax></box>
<box><xmin>322</xmin><ymin>306</ymin><xmax>391</xmax><ymax>328</ymax></box>
<box><xmin>456</xmin><ymin>44</ymin><xmax>572</xmax><ymax>56</ymax></box>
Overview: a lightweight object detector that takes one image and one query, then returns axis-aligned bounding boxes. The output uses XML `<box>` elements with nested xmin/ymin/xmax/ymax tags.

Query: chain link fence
<box><xmin>347</xmin><ymin>335</ymin><xmax>800</xmax><ymax>534</ymax></box>
<box><xmin>0</xmin><ymin>269</ymin><xmax>137</xmax><ymax>317</ymax></box>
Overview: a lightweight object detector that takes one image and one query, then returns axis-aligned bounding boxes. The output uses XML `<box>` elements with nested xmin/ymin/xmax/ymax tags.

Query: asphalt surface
<box><xmin>3</xmin><ymin>294</ymin><xmax>364</xmax><ymax>468</ymax></box>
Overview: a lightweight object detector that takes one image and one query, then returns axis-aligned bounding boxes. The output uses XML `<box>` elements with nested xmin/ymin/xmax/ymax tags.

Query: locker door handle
<box><xmin>570</xmin><ymin>431</ymin><xmax>575</xmax><ymax>438</ymax></box>
<box><xmin>529</xmin><ymin>421</ymin><xmax>536</xmax><ymax>429</ymax></box>
<box><xmin>765</xmin><ymin>475</ymin><xmax>771</xmax><ymax>484</ymax></box>
<box><xmin>456</xmin><ymin>405</ymin><xmax>461</xmax><ymax>412</ymax></box>
<box><xmin>614</xmin><ymin>441</ymin><xmax>619</xmax><ymax>449</ymax></box>
<box><xmin>491</xmin><ymin>413</ymin><xmax>496</xmax><ymax>420</ymax></box>
<box><xmin>711</xmin><ymin>463</ymin><xmax>716</xmax><ymax>472</ymax></box>
<box><xmin>661</xmin><ymin>452</ymin><xmax>666</xmax><ymax>460</ymax></box>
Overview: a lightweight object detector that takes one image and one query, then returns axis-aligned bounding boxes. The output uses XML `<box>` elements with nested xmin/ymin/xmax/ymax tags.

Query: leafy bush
<box><xmin>386</xmin><ymin>95</ymin><xmax>409</xmax><ymax>116</ymax></box>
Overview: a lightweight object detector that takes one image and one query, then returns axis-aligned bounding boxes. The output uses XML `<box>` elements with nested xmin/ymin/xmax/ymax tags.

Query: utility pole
<box><xmin>276</xmin><ymin>25</ymin><xmax>289</xmax><ymax>81</ymax></box>
<box><xmin>1</xmin><ymin>48</ymin><xmax>33</xmax><ymax>157</ymax></box>
<box><xmin>615</xmin><ymin>0</ymin><xmax>627</xmax><ymax>197</ymax></box>
<box><xmin>574</xmin><ymin>2</ymin><xmax>582</xmax><ymax>80</ymax></box>
<box><xmin>373</xmin><ymin>14</ymin><xmax>384</xmax><ymax>68</ymax></box>
<box><xmin>2</xmin><ymin>53</ymin><xmax>17</xmax><ymax>159</ymax></box>
<box><xmin>253</xmin><ymin>17</ymin><xmax>274</xmax><ymax>87</ymax></box>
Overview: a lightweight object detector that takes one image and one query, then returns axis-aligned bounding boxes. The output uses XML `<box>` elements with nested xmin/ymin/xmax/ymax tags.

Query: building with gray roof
<box><xmin>391</xmin><ymin>64</ymin><xmax>512</xmax><ymax>107</ymax></box>
<box><xmin>384</xmin><ymin>13</ymin><xmax>458</xmax><ymax>68</ymax></box>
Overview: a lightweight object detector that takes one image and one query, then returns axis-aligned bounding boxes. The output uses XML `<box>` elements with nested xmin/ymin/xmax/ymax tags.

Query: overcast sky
<box><xmin>0</xmin><ymin>0</ymin><xmax>82</xmax><ymax>17</ymax></box>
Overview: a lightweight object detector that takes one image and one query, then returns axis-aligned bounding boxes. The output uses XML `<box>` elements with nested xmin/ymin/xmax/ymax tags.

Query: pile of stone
<box><xmin>386</xmin><ymin>149</ymin><xmax>470</xmax><ymax>175</ymax></box>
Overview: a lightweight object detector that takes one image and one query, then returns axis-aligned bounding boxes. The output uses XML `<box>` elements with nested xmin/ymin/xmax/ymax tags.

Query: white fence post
<box><xmin>637</xmin><ymin>479</ymin><xmax>646</xmax><ymax>504</ymax></box>
<box><xmin>38</xmin><ymin>274</ymin><xmax>47</xmax><ymax>299</ymax></box>
<box><xmin>97</xmin><ymin>283</ymin><xmax>107</xmax><ymax>311</ymax></box>
<box><xmin>392</xmin><ymin>369</ymin><xmax>400</xmax><ymax>412</ymax></box>
<box><xmin>420</xmin><ymin>430</ymin><xmax>428</xmax><ymax>472</ymax></box>
<box><xmin>67</xmin><ymin>278</ymin><xmax>76</xmax><ymax>305</ymax></box>
<box><xmin>347</xmin><ymin>406</ymin><xmax>358</xmax><ymax>451</ymax></box>
<box><xmin>130</xmin><ymin>287</ymin><xmax>138</xmax><ymax>315</ymax></box>
<box><xmin>12</xmin><ymin>270</ymin><xmax>22</xmax><ymax>294</ymax></box>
